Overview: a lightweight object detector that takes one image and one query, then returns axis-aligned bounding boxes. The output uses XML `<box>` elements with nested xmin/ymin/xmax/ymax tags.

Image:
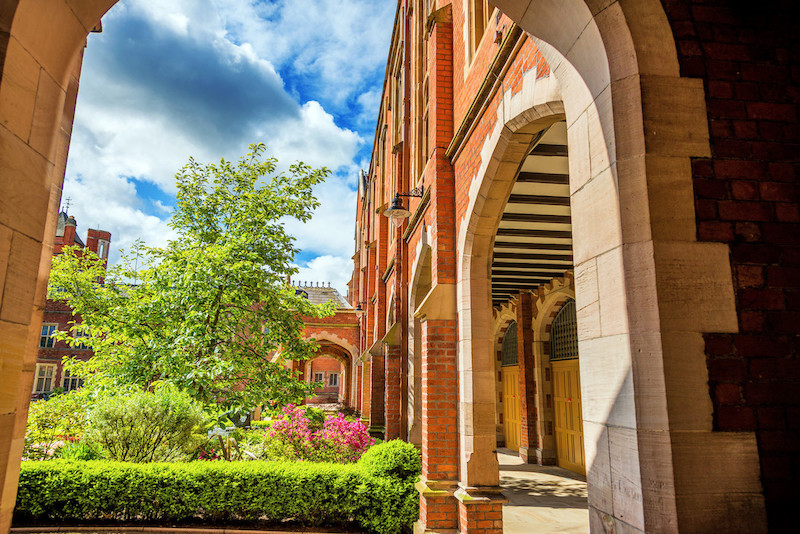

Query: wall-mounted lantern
<box><xmin>383</xmin><ymin>185</ymin><xmax>424</xmax><ymax>228</ymax></box>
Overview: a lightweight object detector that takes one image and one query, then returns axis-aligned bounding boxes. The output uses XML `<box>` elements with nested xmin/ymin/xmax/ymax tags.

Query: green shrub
<box><xmin>56</xmin><ymin>441</ymin><xmax>104</xmax><ymax>461</ymax></box>
<box><xmin>86</xmin><ymin>386</ymin><xmax>205</xmax><ymax>462</ymax></box>
<box><xmin>249</xmin><ymin>420</ymin><xmax>271</xmax><ymax>429</ymax></box>
<box><xmin>24</xmin><ymin>389</ymin><xmax>91</xmax><ymax>460</ymax></box>
<box><xmin>358</xmin><ymin>440</ymin><xmax>421</xmax><ymax>483</ymax></box>
<box><xmin>301</xmin><ymin>405</ymin><xmax>326</xmax><ymax>431</ymax></box>
<box><xmin>15</xmin><ymin>458</ymin><xmax>419</xmax><ymax>533</ymax></box>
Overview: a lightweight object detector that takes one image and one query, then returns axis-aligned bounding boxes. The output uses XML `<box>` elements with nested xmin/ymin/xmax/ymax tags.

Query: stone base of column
<box><xmin>367</xmin><ymin>425</ymin><xmax>385</xmax><ymax>440</ymax></box>
<box><xmin>414</xmin><ymin>478</ymin><xmax>460</xmax><ymax>534</ymax></box>
<box><xmin>454</xmin><ymin>485</ymin><xmax>508</xmax><ymax>534</ymax></box>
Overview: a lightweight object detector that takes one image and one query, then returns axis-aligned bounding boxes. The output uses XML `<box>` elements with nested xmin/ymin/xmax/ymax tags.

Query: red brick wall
<box><xmin>663</xmin><ymin>0</ymin><xmax>799</xmax><ymax>527</ymax></box>
<box><xmin>35</xmin><ymin>299</ymin><xmax>93</xmax><ymax>398</ymax></box>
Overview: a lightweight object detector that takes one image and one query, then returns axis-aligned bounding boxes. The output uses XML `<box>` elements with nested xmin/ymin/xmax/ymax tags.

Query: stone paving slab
<box><xmin>498</xmin><ymin>449</ymin><xmax>589</xmax><ymax>533</ymax></box>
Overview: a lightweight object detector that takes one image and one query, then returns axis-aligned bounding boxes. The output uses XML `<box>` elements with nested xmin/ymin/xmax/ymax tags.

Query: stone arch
<box><xmin>458</xmin><ymin>2</ymin><xmax>764</xmax><ymax>531</ymax></box>
<box><xmin>304</xmin><ymin>343</ymin><xmax>353</xmax><ymax>406</ymax></box>
<box><xmin>491</xmin><ymin>300</ymin><xmax>518</xmax><ymax>447</ymax></box>
<box><xmin>306</xmin><ymin>330</ymin><xmax>359</xmax><ymax>406</ymax></box>
<box><xmin>528</xmin><ymin>274</ymin><xmax>577</xmax><ymax>469</ymax></box>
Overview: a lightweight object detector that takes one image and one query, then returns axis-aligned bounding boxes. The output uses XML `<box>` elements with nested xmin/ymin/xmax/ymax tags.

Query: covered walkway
<box><xmin>498</xmin><ymin>450</ymin><xmax>589</xmax><ymax>534</ymax></box>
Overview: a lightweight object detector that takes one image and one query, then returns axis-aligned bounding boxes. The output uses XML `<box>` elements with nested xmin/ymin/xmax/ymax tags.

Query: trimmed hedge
<box><xmin>15</xmin><ymin>442</ymin><xmax>420</xmax><ymax>534</ymax></box>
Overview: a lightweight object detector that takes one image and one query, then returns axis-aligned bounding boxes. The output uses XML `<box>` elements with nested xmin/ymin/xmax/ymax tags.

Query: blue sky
<box><xmin>64</xmin><ymin>0</ymin><xmax>395</xmax><ymax>294</ymax></box>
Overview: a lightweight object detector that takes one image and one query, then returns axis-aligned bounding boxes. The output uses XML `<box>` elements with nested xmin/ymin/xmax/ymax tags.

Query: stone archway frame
<box><xmin>305</xmin><ymin>346</ymin><xmax>352</xmax><ymax>406</ymax></box>
<box><xmin>529</xmin><ymin>275</ymin><xmax>576</xmax><ymax>467</ymax></box>
<box><xmin>459</xmin><ymin>0</ymin><xmax>765</xmax><ymax>531</ymax></box>
<box><xmin>305</xmin><ymin>331</ymin><xmax>359</xmax><ymax>406</ymax></box>
<box><xmin>491</xmin><ymin>299</ymin><xmax>518</xmax><ymax>445</ymax></box>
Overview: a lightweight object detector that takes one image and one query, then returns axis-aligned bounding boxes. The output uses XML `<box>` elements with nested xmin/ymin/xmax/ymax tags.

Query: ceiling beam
<box><xmin>530</xmin><ymin>143</ymin><xmax>569</xmax><ymax>157</ymax></box>
<box><xmin>493</xmin><ymin>251</ymin><xmax>573</xmax><ymax>261</ymax></box>
<box><xmin>516</xmin><ymin>171</ymin><xmax>569</xmax><ymax>184</ymax></box>
<box><xmin>493</xmin><ymin>241</ymin><xmax>573</xmax><ymax>250</ymax></box>
<box><xmin>495</xmin><ymin>228</ymin><xmax>572</xmax><ymax>239</ymax></box>
<box><xmin>500</xmin><ymin>212</ymin><xmax>571</xmax><ymax>224</ymax></box>
<box><xmin>507</xmin><ymin>194</ymin><xmax>570</xmax><ymax>206</ymax></box>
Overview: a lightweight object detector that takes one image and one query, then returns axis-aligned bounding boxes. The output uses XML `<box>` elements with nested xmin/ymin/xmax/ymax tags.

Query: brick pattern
<box><xmin>384</xmin><ymin>343</ymin><xmax>402</xmax><ymax>439</ymax></box>
<box><xmin>516</xmin><ymin>291</ymin><xmax>538</xmax><ymax>460</ymax></box>
<box><xmin>663</xmin><ymin>0</ymin><xmax>800</xmax><ymax>527</ymax></box>
<box><xmin>369</xmin><ymin>353</ymin><xmax>386</xmax><ymax>432</ymax></box>
<box><xmin>428</xmin><ymin>8</ymin><xmax>458</xmax><ymax>286</ymax></box>
<box><xmin>458</xmin><ymin>501</ymin><xmax>503</xmax><ymax>534</ymax></box>
<box><xmin>453</xmin><ymin>37</ymin><xmax>549</xmax><ymax>232</ymax></box>
<box><xmin>419</xmin><ymin>318</ymin><xmax>459</xmax><ymax>530</ymax></box>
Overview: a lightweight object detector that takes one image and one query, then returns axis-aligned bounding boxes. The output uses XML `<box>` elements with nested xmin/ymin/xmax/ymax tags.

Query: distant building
<box><xmin>32</xmin><ymin>212</ymin><xmax>110</xmax><ymax>400</ymax></box>
<box><xmin>290</xmin><ymin>282</ymin><xmax>359</xmax><ymax>406</ymax></box>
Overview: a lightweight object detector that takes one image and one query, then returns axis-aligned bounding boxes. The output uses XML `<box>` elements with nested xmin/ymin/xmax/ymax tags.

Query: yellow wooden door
<box><xmin>552</xmin><ymin>359</ymin><xmax>585</xmax><ymax>475</ymax></box>
<box><xmin>502</xmin><ymin>365</ymin><xmax>521</xmax><ymax>451</ymax></box>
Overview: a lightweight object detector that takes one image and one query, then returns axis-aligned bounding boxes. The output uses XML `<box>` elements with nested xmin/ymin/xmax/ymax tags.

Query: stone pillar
<box><xmin>415</xmin><ymin>317</ymin><xmax>460</xmax><ymax>534</ymax></box>
<box><xmin>517</xmin><ymin>291</ymin><xmax>538</xmax><ymax>463</ymax></box>
<box><xmin>384</xmin><ymin>343</ymin><xmax>402</xmax><ymax>440</ymax></box>
<box><xmin>0</xmin><ymin>28</ymin><xmax>87</xmax><ymax>533</ymax></box>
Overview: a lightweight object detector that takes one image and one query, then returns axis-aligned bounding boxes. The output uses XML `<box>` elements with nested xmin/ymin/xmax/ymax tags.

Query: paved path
<box><xmin>498</xmin><ymin>449</ymin><xmax>589</xmax><ymax>533</ymax></box>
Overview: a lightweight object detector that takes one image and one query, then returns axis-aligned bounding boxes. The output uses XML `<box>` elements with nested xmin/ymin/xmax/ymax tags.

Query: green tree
<box><xmin>48</xmin><ymin>144</ymin><xmax>332</xmax><ymax>412</ymax></box>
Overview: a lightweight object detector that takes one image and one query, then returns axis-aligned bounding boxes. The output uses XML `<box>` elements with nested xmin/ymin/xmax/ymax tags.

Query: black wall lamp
<box><xmin>383</xmin><ymin>185</ymin><xmax>424</xmax><ymax>228</ymax></box>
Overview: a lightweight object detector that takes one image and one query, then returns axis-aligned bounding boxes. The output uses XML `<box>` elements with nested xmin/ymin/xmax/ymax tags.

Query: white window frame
<box><xmin>329</xmin><ymin>372</ymin><xmax>339</xmax><ymax>387</ymax></box>
<box><xmin>40</xmin><ymin>323</ymin><xmax>57</xmax><ymax>348</ymax></box>
<box><xmin>313</xmin><ymin>372</ymin><xmax>324</xmax><ymax>383</ymax></box>
<box><xmin>62</xmin><ymin>368</ymin><xmax>83</xmax><ymax>392</ymax></box>
<box><xmin>73</xmin><ymin>326</ymin><xmax>90</xmax><ymax>348</ymax></box>
<box><xmin>33</xmin><ymin>363</ymin><xmax>56</xmax><ymax>394</ymax></box>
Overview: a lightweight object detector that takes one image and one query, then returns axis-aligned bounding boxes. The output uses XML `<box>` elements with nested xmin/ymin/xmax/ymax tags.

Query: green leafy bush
<box><xmin>55</xmin><ymin>441</ymin><xmax>104</xmax><ymax>461</ymax></box>
<box><xmin>16</xmin><ymin>457</ymin><xmax>419</xmax><ymax>533</ymax></box>
<box><xmin>358</xmin><ymin>440</ymin><xmax>421</xmax><ymax>482</ymax></box>
<box><xmin>249</xmin><ymin>420</ymin><xmax>271</xmax><ymax>429</ymax></box>
<box><xmin>24</xmin><ymin>390</ymin><xmax>91</xmax><ymax>460</ymax></box>
<box><xmin>86</xmin><ymin>386</ymin><xmax>205</xmax><ymax>462</ymax></box>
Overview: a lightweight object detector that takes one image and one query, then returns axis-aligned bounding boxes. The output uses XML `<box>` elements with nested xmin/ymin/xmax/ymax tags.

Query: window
<box><xmin>550</xmin><ymin>299</ymin><xmax>579</xmax><ymax>361</ymax></box>
<box><xmin>73</xmin><ymin>326</ymin><xmax>90</xmax><ymax>348</ymax></box>
<box><xmin>329</xmin><ymin>372</ymin><xmax>339</xmax><ymax>387</ymax></box>
<box><xmin>313</xmin><ymin>372</ymin><xmax>324</xmax><ymax>383</ymax></box>
<box><xmin>33</xmin><ymin>364</ymin><xmax>56</xmax><ymax>394</ymax></box>
<box><xmin>40</xmin><ymin>324</ymin><xmax>57</xmax><ymax>348</ymax></box>
<box><xmin>97</xmin><ymin>239</ymin><xmax>109</xmax><ymax>259</ymax></box>
<box><xmin>501</xmin><ymin>321</ymin><xmax>518</xmax><ymax>367</ymax></box>
<box><xmin>62</xmin><ymin>368</ymin><xmax>83</xmax><ymax>391</ymax></box>
<box><xmin>468</xmin><ymin>0</ymin><xmax>492</xmax><ymax>62</ymax></box>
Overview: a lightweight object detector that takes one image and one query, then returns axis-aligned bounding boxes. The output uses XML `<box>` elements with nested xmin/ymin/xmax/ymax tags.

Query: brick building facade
<box><xmin>0</xmin><ymin>1</ymin><xmax>798</xmax><ymax>533</ymax></box>
<box><xmin>32</xmin><ymin>212</ymin><xmax>110</xmax><ymax>400</ymax></box>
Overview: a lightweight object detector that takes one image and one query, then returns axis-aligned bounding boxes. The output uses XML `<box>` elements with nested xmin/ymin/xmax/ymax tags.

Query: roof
<box><xmin>293</xmin><ymin>283</ymin><xmax>351</xmax><ymax>308</ymax></box>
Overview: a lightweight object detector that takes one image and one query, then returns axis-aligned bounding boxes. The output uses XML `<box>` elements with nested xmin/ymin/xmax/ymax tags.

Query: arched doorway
<box><xmin>548</xmin><ymin>299</ymin><xmax>584</xmax><ymax>475</ymax></box>
<box><xmin>500</xmin><ymin>320</ymin><xmax>520</xmax><ymax>452</ymax></box>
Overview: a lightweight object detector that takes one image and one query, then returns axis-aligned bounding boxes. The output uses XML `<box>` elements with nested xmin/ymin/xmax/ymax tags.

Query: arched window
<box><xmin>501</xmin><ymin>321</ymin><xmax>518</xmax><ymax>367</ymax></box>
<box><xmin>550</xmin><ymin>299</ymin><xmax>578</xmax><ymax>361</ymax></box>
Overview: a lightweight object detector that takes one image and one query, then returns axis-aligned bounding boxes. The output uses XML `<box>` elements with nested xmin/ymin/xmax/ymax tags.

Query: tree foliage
<box><xmin>48</xmin><ymin>144</ymin><xmax>332</xmax><ymax>411</ymax></box>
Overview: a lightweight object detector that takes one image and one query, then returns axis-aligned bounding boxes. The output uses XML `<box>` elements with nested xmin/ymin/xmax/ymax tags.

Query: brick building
<box><xmin>32</xmin><ymin>212</ymin><xmax>111</xmax><ymax>399</ymax></box>
<box><xmin>291</xmin><ymin>282</ymin><xmax>359</xmax><ymax>406</ymax></box>
<box><xmin>0</xmin><ymin>1</ymin><xmax>798</xmax><ymax>533</ymax></box>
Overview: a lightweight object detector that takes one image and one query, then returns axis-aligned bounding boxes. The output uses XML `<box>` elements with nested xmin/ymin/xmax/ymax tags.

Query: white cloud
<box><xmin>292</xmin><ymin>255</ymin><xmax>354</xmax><ymax>296</ymax></box>
<box><xmin>63</xmin><ymin>0</ymin><xmax>390</xmax><ymax>279</ymax></box>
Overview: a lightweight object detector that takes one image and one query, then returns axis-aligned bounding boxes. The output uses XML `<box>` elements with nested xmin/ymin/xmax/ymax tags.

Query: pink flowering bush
<box><xmin>265</xmin><ymin>405</ymin><xmax>375</xmax><ymax>463</ymax></box>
